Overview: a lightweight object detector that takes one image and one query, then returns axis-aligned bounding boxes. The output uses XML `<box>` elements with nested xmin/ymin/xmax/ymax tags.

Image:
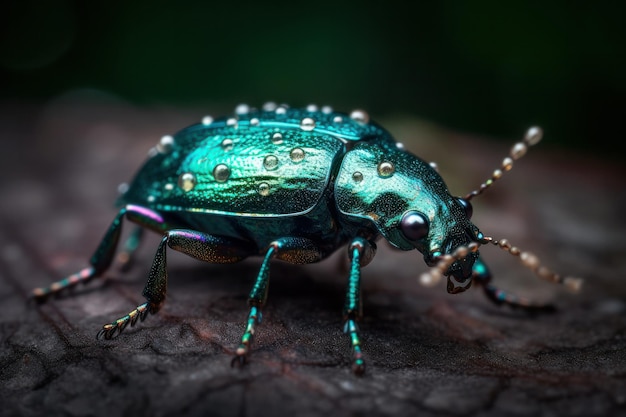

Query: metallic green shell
<box><xmin>120</xmin><ymin>107</ymin><xmax>392</xmax><ymax>218</ymax></box>
<box><xmin>119</xmin><ymin>105</ymin><xmax>479</xmax><ymax>265</ymax></box>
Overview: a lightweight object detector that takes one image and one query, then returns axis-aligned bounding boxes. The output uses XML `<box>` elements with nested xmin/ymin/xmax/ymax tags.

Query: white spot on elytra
<box><xmin>235</xmin><ymin>104</ymin><xmax>250</xmax><ymax>115</ymax></box>
<box><xmin>350</xmin><ymin>109</ymin><xmax>370</xmax><ymax>124</ymax></box>
<box><xmin>221</xmin><ymin>138</ymin><xmax>234</xmax><ymax>151</ymax></box>
<box><xmin>263</xmin><ymin>155</ymin><xmax>279</xmax><ymax>170</ymax></box>
<box><xmin>157</xmin><ymin>135</ymin><xmax>175</xmax><ymax>154</ymax></box>
<box><xmin>271</xmin><ymin>132</ymin><xmax>283</xmax><ymax>144</ymax></box>
<box><xmin>263</xmin><ymin>102</ymin><xmax>277</xmax><ymax>111</ymax></box>
<box><xmin>258</xmin><ymin>182</ymin><xmax>270</xmax><ymax>196</ymax></box>
<box><xmin>178</xmin><ymin>172</ymin><xmax>197</xmax><ymax>192</ymax></box>
<box><xmin>290</xmin><ymin>148</ymin><xmax>305</xmax><ymax>162</ymax></box>
<box><xmin>300</xmin><ymin>117</ymin><xmax>316</xmax><ymax>131</ymax></box>
<box><xmin>213</xmin><ymin>164</ymin><xmax>231</xmax><ymax>182</ymax></box>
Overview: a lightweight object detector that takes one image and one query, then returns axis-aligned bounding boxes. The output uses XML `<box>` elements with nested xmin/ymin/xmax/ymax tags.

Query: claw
<box><xmin>96</xmin><ymin>302</ymin><xmax>152</xmax><ymax>340</ymax></box>
<box><xmin>29</xmin><ymin>290</ymin><xmax>49</xmax><ymax>305</ymax></box>
<box><xmin>481</xmin><ymin>282</ymin><xmax>557</xmax><ymax>313</ymax></box>
<box><xmin>231</xmin><ymin>305</ymin><xmax>260</xmax><ymax>367</ymax></box>
<box><xmin>344</xmin><ymin>319</ymin><xmax>366</xmax><ymax>375</ymax></box>
<box><xmin>31</xmin><ymin>267</ymin><xmax>97</xmax><ymax>302</ymax></box>
<box><xmin>230</xmin><ymin>354</ymin><xmax>248</xmax><ymax>368</ymax></box>
<box><xmin>352</xmin><ymin>358</ymin><xmax>366</xmax><ymax>376</ymax></box>
<box><xmin>96</xmin><ymin>324</ymin><xmax>118</xmax><ymax>340</ymax></box>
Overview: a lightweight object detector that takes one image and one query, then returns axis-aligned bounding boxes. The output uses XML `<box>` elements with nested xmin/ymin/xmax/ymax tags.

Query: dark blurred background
<box><xmin>1</xmin><ymin>0</ymin><xmax>625</xmax><ymax>157</ymax></box>
<box><xmin>2</xmin><ymin>4</ymin><xmax>626</xmax><ymax>414</ymax></box>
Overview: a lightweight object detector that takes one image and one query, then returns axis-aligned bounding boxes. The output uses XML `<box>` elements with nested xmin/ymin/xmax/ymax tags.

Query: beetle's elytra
<box><xmin>32</xmin><ymin>103</ymin><xmax>582</xmax><ymax>375</ymax></box>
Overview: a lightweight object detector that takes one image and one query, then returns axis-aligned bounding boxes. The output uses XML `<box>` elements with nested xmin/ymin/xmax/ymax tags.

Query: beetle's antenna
<box><xmin>480</xmin><ymin>236</ymin><xmax>583</xmax><ymax>291</ymax></box>
<box><xmin>419</xmin><ymin>237</ymin><xmax>583</xmax><ymax>292</ymax></box>
<box><xmin>464</xmin><ymin>126</ymin><xmax>543</xmax><ymax>201</ymax></box>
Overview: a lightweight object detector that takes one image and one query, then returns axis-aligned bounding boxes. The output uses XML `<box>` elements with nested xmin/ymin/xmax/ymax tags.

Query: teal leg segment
<box><xmin>232</xmin><ymin>246</ymin><xmax>274</xmax><ymax>366</ymax></box>
<box><xmin>473</xmin><ymin>257</ymin><xmax>555</xmax><ymax>312</ymax></box>
<box><xmin>343</xmin><ymin>237</ymin><xmax>376</xmax><ymax>375</ymax></box>
<box><xmin>232</xmin><ymin>237</ymin><xmax>323</xmax><ymax>367</ymax></box>
<box><xmin>99</xmin><ymin>229</ymin><xmax>255</xmax><ymax>339</ymax></box>
<box><xmin>32</xmin><ymin>205</ymin><xmax>167</xmax><ymax>301</ymax></box>
<box><xmin>117</xmin><ymin>226</ymin><xmax>145</xmax><ymax>271</ymax></box>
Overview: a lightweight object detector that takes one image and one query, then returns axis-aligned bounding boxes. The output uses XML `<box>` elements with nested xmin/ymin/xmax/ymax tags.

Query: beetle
<box><xmin>32</xmin><ymin>103</ymin><xmax>582</xmax><ymax>374</ymax></box>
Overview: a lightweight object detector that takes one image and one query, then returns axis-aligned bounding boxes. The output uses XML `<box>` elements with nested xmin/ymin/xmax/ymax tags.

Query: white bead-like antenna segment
<box><xmin>481</xmin><ymin>236</ymin><xmax>583</xmax><ymax>292</ymax></box>
<box><xmin>464</xmin><ymin>126</ymin><xmax>543</xmax><ymax>201</ymax></box>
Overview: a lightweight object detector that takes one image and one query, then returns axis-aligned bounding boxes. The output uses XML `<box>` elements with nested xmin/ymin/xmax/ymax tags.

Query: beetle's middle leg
<box><xmin>472</xmin><ymin>257</ymin><xmax>555</xmax><ymax>312</ymax></box>
<box><xmin>232</xmin><ymin>237</ymin><xmax>324</xmax><ymax>367</ymax></box>
<box><xmin>343</xmin><ymin>237</ymin><xmax>376</xmax><ymax>375</ymax></box>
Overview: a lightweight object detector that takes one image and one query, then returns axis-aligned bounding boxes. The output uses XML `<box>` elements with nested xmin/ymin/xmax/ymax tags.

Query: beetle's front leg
<box><xmin>232</xmin><ymin>237</ymin><xmax>324</xmax><ymax>368</ymax></box>
<box><xmin>98</xmin><ymin>230</ymin><xmax>255</xmax><ymax>339</ymax></box>
<box><xmin>343</xmin><ymin>237</ymin><xmax>376</xmax><ymax>375</ymax></box>
<box><xmin>473</xmin><ymin>257</ymin><xmax>555</xmax><ymax>312</ymax></box>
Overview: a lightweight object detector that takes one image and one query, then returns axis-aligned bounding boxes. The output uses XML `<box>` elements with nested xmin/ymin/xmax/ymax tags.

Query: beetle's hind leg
<box><xmin>473</xmin><ymin>258</ymin><xmax>555</xmax><ymax>312</ymax></box>
<box><xmin>31</xmin><ymin>205</ymin><xmax>165</xmax><ymax>301</ymax></box>
<box><xmin>98</xmin><ymin>230</ymin><xmax>255</xmax><ymax>339</ymax></box>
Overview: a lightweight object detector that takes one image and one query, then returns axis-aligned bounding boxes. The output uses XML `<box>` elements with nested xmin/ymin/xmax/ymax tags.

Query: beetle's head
<box><xmin>336</xmin><ymin>127</ymin><xmax>582</xmax><ymax>296</ymax></box>
<box><xmin>395</xmin><ymin>195</ymin><xmax>483</xmax><ymax>294</ymax></box>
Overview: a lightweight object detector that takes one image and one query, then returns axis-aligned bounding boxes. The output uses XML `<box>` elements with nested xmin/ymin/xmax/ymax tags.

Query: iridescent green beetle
<box><xmin>32</xmin><ymin>103</ymin><xmax>582</xmax><ymax>374</ymax></box>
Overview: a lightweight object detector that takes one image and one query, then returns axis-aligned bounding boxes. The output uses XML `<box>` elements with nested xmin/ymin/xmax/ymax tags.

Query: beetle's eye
<box><xmin>456</xmin><ymin>197</ymin><xmax>473</xmax><ymax>219</ymax></box>
<box><xmin>400</xmin><ymin>211</ymin><xmax>429</xmax><ymax>241</ymax></box>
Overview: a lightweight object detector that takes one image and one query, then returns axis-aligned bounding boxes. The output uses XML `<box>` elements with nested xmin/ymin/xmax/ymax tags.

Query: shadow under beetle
<box><xmin>32</xmin><ymin>103</ymin><xmax>582</xmax><ymax>375</ymax></box>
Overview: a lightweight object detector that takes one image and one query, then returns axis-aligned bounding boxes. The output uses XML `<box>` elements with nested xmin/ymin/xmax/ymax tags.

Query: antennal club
<box><xmin>464</xmin><ymin>126</ymin><xmax>543</xmax><ymax>201</ymax></box>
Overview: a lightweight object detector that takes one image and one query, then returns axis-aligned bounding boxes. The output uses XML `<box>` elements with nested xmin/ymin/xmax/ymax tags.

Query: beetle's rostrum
<box><xmin>32</xmin><ymin>103</ymin><xmax>582</xmax><ymax>375</ymax></box>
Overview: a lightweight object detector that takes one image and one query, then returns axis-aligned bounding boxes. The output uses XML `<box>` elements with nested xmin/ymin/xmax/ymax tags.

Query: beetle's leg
<box><xmin>117</xmin><ymin>226</ymin><xmax>145</xmax><ymax>271</ymax></box>
<box><xmin>343</xmin><ymin>237</ymin><xmax>376</xmax><ymax>375</ymax></box>
<box><xmin>231</xmin><ymin>247</ymin><xmax>274</xmax><ymax>367</ymax></box>
<box><xmin>98</xmin><ymin>235</ymin><xmax>168</xmax><ymax>340</ymax></box>
<box><xmin>32</xmin><ymin>205</ymin><xmax>166</xmax><ymax>301</ymax></box>
<box><xmin>98</xmin><ymin>229</ymin><xmax>255</xmax><ymax>339</ymax></box>
<box><xmin>232</xmin><ymin>237</ymin><xmax>324</xmax><ymax>367</ymax></box>
<box><xmin>473</xmin><ymin>257</ymin><xmax>555</xmax><ymax>312</ymax></box>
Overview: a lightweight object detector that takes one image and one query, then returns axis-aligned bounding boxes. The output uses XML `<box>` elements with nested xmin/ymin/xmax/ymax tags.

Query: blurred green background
<box><xmin>1</xmin><ymin>0</ymin><xmax>624</xmax><ymax>157</ymax></box>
